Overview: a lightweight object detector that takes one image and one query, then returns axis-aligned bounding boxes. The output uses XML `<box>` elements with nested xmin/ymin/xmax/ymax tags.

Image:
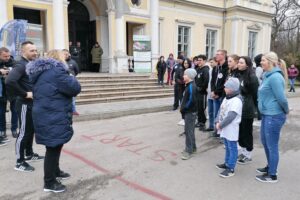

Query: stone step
<box><xmin>79</xmin><ymin>78</ymin><xmax>157</xmax><ymax>84</ymax></box>
<box><xmin>73</xmin><ymin>97</ymin><xmax>173</xmax><ymax>122</ymax></box>
<box><xmin>80</xmin><ymin>82</ymin><xmax>158</xmax><ymax>88</ymax></box>
<box><xmin>80</xmin><ymin>85</ymin><xmax>173</xmax><ymax>94</ymax></box>
<box><xmin>77</xmin><ymin>88</ymin><xmax>173</xmax><ymax>99</ymax></box>
<box><xmin>77</xmin><ymin>74</ymin><xmax>151</xmax><ymax>80</ymax></box>
<box><xmin>76</xmin><ymin>93</ymin><xmax>174</xmax><ymax>105</ymax></box>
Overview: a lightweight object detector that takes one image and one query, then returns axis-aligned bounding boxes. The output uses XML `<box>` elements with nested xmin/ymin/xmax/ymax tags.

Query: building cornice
<box><xmin>226</xmin><ymin>5</ymin><xmax>274</xmax><ymax>18</ymax></box>
<box><xmin>160</xmin><ymin>0</ymin><xmax>225</xmax><ymax>12</ymax></box>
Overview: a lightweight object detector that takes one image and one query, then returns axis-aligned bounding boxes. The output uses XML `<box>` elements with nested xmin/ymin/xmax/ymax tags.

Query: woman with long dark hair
<box><xmin>236</xmin><ymin>56</ymin><xmax>259</xmax><ymax>165</ymax></box>
<box><xmin>156</xmin><ymin>56</ymin><xmax>167</xmax><ymax>86</ymax></box>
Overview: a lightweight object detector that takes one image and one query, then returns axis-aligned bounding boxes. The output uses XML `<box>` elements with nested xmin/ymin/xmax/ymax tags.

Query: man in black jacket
<box><xmin>0</xmin><ymin>47</ymin><xmax>18</xmax><ymax>143</ymax></box>
<box><xmin>211</xmin><ymin>50</ymin><xmax>228</xmax><ymax>137</ymax></box>
<box><xmin>194</xmin><ymin>55</ymin><xmax>210</xmax><ymax>131</ymax></box>
<box><xmin>6</xmin><ymin>41</ymin><xmax>44</xmax><ymax>172</ymax></box>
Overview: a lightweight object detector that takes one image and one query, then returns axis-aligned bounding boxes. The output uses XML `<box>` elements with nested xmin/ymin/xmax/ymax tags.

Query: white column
<box><xmin>107</xmin><ymin>10</ymin><xmax>115</xmax><ymax>73</ymax></box>
<box><xmin>231</xmin><ymin>18</ymin><xmax>238</xmax><ymax>54</ymax></box>
<box><xmin>52</xmin><ymin>0</ymin><xmax>65</xmax><ymax>49</ymax></box>
<box><xmin>151</xmin><ymin>0</ymin><xmax>159</xmax><ymax>72</ymax></box>
<box><xmin>0</xmin><ymin>0</ymin><xmax>8</xmax><ymax>28</ymax></box>
<box><xmin>115</xmin><ymin>2</ymin><xmax>126</xmax><ymax>56</ymax></box>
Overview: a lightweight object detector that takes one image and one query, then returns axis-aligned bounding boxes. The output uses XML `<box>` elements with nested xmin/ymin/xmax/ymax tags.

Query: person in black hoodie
<box><xmin>194</xmin><ymin>55</ymin><xmax>210</xmax><ymax>130</ymax></box>
<box><xmin>6</xmin><ymin>41</ymin><xmax>44</xmax><ymax>172</ymax></box>
<box><xmin>236</xmin><ymin>56</ymin><xmax>259</xmax><ymax>164</ymax></box>
<box><xmin>180</xmin><ymin>68</ymin><xmax>198</xmax><ymax>160</ymax></box>
<box><xmin>0</xmin><ymin>47</ymin><xmax>18</xmax><ymax>143</ymax></box>
<box><xmin>211</xmin><ymin>50</ymin><xmax>229</xmax><ymax>137</ymax></box>
<box><xmin>172</xmin><ymin>55</ymin><xmax>185</xmax><ymax>110</ymax></box>
<box><xmin>156</xmin><ymin>56</ymin><xmax>167</xmax><ymax>86</ymax></box>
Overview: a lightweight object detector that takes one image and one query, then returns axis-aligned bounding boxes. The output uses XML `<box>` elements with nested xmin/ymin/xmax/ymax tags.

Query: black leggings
<box><xmin>238</xmin><ymin>118</ymin><xmax>254</xmax><ymax>152</ymax></box>
<box><xmin>44</xmin><ymin>145</ymin><xmax>63</xmax><ymax>186</ymax></box>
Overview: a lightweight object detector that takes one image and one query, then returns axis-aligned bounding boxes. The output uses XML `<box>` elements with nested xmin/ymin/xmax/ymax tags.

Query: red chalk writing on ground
<box><xmin>81</xmin><ymin>134</ymin><xmax>177</xmax><ymax>162</ymax></box>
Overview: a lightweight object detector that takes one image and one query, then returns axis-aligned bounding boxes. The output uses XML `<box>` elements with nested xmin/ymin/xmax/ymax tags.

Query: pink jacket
<box><xmin>288</xmin><ymin>67</ymin><xmax>299</xmax><ymax>78</ymax></box>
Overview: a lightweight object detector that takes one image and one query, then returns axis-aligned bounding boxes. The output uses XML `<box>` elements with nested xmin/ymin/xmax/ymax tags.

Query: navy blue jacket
<box><xmin>180</xmin><ymin>81</ymin><xmax>197</xmax><ymax>114</ymax></box>
<box><xmin>26</xmin><ymin>58</ymin><xmax>81</xmax><ymax>147</ymax></box>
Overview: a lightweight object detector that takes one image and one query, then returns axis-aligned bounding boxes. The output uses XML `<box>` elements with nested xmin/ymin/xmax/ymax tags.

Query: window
<box><xmin>178</xmin><ymin>26</ymin><xmax>190</xmax><ymax>57</ymax></box>
<box><xmin>206</xmin><ymin>29</ymin><xmax>217</xmax><ymax>59</ymax></box>
<box><xmin>248</xmin><ymin>31</ymin><xmax>257</xmax><ymax>60</ymax></box>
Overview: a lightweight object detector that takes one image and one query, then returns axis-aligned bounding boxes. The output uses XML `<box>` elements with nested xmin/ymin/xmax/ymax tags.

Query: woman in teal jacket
<box><xmin>256</xmin><ymin>52</ymin><xmax>289</xmax><ymax>183</ymax></box>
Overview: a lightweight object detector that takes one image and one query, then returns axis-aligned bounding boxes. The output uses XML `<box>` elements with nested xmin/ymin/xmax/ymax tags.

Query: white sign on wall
<box><xmin>133</xmin><ymin>35</ymin><xmax>151</xmax><ymax>73</ymax></box>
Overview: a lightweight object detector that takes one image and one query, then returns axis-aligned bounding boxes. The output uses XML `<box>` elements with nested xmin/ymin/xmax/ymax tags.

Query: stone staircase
<box><xmin>76</xmin><ymin>73</ymin><xmax>174</xmax><ymax>105</ymax></box>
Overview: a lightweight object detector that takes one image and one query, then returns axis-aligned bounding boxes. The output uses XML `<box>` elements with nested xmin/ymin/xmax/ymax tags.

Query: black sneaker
<box><xmin>199</xmin><ymin>126</ymin><xmax>206</xmax><ymax>131</ymax></box>
<box><xmin>0</xmin><ymin>140</ymin><xmax>7</xmax><ymax>147</ymax></box>
<box><xmin>255</xmin><ymin>174</ymin><xmax>278</xmax><ymax>183</ymax></box>
<box><xmin>210</xmin><ymin>131</ymin><xmax>220</xmax><ymax>138</ymax></box>
<box><xmin>14</xmin><ymin>161</ymin><xmax>35</xmax><ymax>172</ymax></box>
<box><xmin>12</xmin><ymin>130</ymin><xmax>18</xmax><ymax>138</ymax></box>
<box><xmin>178</xmin><ymin>132</ymin><xmax>185</xmax><ymax>137</ymax></box>
<box><xmin>238</xmin><ymin>154</ymin><xmax>245</xmax><ymax>160</ymax></box>
<box><xmin>56</xmin><ymin>171</ymin><xmax>71</xmax><ymax>180</ymax></box>
<box><xmin>44</xmin><ymin>181</ymin><xmax>66</xmax><ymax>193</ymax></box>
<box><xmin>216</xmin><ymin>163</ymin><xmax>227</xmax><ymax>170</ymax></box>
<box><xmin>256</xmin><ymin>166</ymin><xmax>268</xmax><ymax>174</ymax></box>
<box><xmin>195</xmin><ymin>123</ymin><xmax>201</xmax><ymax>128</ymax></box>
<box><xmin>237</xmin><ymin>156</ymin><xmax>252</xmax><ymax>165</ymax></box>
<box><xmin>204</xmin><ymin>128</ymin><xmax>214</xmax><ymax>132</ymax></box>
<box><xmin>0</xmin><ymin>136</ymin><xmax>10</xmax><ymax>143</ymax></box>
<box><xmin>219</xmin><ymin>168</ymin><xmax>235</xmax><ymax>178</ymax></box>
<box><xmin>25</xmin><ymin>153</ymin><xmax>45</xmax><ymax>162</ymax></box>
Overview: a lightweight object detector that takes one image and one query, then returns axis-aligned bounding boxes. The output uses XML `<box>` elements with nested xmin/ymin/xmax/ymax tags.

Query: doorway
<box><xmin>68</xmin><ymin>0</ymin><xmax>96</xmax><ymax>71</ymax></box>
<box><xmin>126</xmin><ymin>22</ymin><xmax>145</xmax><ymax>56</ymax></box>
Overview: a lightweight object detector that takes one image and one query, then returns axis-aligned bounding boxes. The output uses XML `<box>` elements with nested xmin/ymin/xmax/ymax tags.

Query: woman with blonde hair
<box><xmin>227</xmin><ymin>54</ymin><xmax>240</xmax><ymax>78</ymax></box>
<box><xmin>278</xmin><ymin>59</ymin><xmax>288</xmax><ymax>84</ymax></box>
<box><xmin>46</xmin><ymin>49</ymin><xmax>66</xmax><ymax>63</ymax></box>
<box><xmin>256</xmin><ymin>51</ymin><xmax>289</xmax><ymax>183</ymax></box>
<box><xmin>26</xmin><ymin>49</ymin><xmax>81</xmax><ymax>192</ymax></box>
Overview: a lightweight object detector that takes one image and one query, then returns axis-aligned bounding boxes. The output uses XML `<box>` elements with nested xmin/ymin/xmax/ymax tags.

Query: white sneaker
<box><xmin>253</xmin><ymin>121</ymin><xmax>261</xmax><ymax>127</ymax></box>
<box><xmin>177</xmin><ymin>119</ymin><xmax>185</xmax><ymax>126</ymax></box>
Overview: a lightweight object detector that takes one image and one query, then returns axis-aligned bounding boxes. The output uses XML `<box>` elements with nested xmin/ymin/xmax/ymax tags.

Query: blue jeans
<box><xmin>289</xmin><ymin>78</ymin><xmax>295</xmax><ymax>88</ymax></box>
<box><xmin>207</xmin><ymin>98</ymin><xmax>214</xmax><ymax>129</ymax></box>
<box><xmin>260</xmin><ymin>113</ymin><xmax>286</xmax><ymax>176</ymax></box>
<box><xmin>224</xmin><ymin>138</ymin><xmax>238</xmax><ymax>170</ymax></box>
<box><xmin>213</xmin><ymin>97</ymin><xmax>223</xmax><ymax>125</ymax></box>
<box><xmin>0</xmin><ymin>100</ymin><xmax>18</xmax><ymax>132</ymax></box>
<box><xmin>184</xmin><ymin>112</ymin><xmax>197</xmax><ymax>153</ymax></box>
<box><xmin>72</xmin><ymin>97</ymin><xmax>77</xmax><ymax>112</ymax></box>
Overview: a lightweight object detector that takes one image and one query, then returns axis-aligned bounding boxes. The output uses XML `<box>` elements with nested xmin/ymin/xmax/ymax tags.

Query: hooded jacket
<box><xmin>26</xmin><ymin>58</ymin><xmax>81</xmax><ymax>147</ymax></box>
<box><xmin>258</xmin><ymin>67</ymin><xmax>289</xmax><ymax>115</ymax></box>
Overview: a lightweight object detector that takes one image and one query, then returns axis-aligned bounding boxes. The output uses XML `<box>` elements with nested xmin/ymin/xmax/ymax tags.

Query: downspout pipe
<box><xmin>222</xmin><ymin>0</ymin><xmax>227</xmax><ymax>49</ymax></box>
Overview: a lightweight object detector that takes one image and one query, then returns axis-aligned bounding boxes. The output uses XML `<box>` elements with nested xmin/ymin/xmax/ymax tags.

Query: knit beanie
<box><xmin>224</xmin><ymin>77</ymin><xmax>240</xmax><ymax>92</ymax></box>
<box><xmin>184</xmin><ymin>68</ymin><xmax>197</xmax><ymax>80</ymax></box>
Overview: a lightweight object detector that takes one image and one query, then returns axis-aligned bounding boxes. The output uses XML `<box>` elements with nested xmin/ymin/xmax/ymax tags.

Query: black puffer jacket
<box><xmin>239</xmin><ymin>70</ymin><xmax>259</xmax><ymax>119</ymax></box>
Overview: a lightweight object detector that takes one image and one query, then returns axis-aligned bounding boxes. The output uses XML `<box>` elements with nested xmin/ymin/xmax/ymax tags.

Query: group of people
<box><xmin>0</xmin><ymin>41</ymin><xmax>81</xmax><ymax>193</ymax></box>
<box><xmin>166</xmin><ymin>49</ymin><xmax>289</xmax><ymax>183</ymax></box>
